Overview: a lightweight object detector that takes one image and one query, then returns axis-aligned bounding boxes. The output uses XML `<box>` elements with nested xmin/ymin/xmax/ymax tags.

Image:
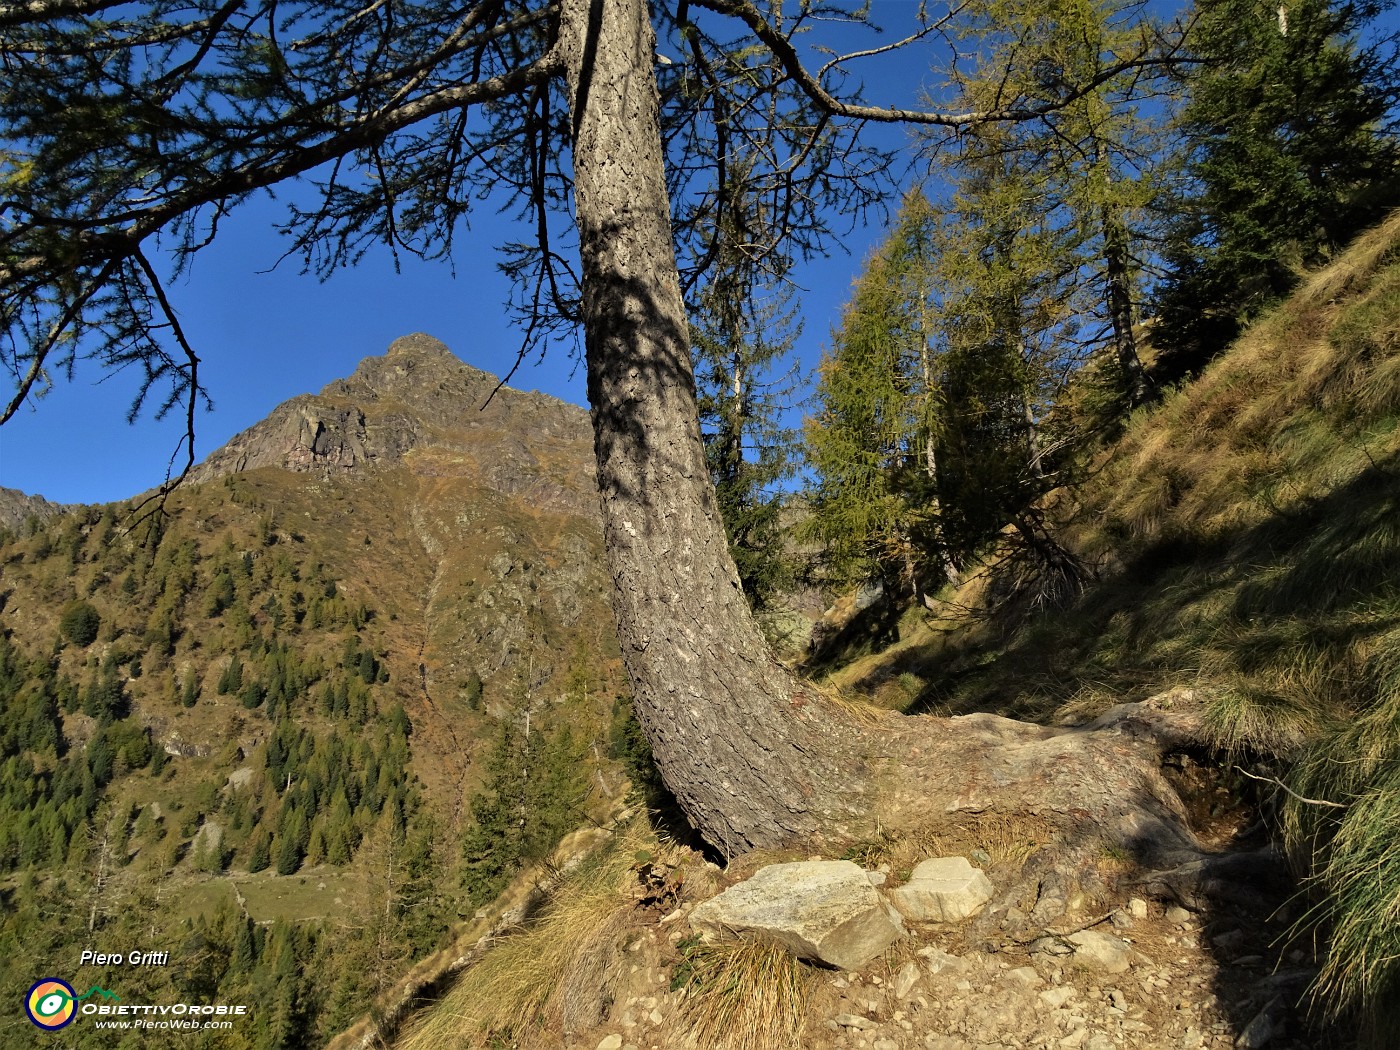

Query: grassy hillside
<box><xmin>825</xmin><ymin>210</ymin><xmax>1400</xmax><ymax>1038</ymax></box>
<box><xmin>0</xmin><ymin>344</ymin><xmax>634</xmax><ymax>1047</ymax></box>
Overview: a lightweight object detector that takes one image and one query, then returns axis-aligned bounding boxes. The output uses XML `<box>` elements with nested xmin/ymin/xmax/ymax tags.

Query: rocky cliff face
<box><xmin>189</xmin><ymin>333</ymin><xmax>598</xmax><ymax>518</ymax></box>
<box><xmin>0</xmin><ymin>486</ymin><xmax>66</xmax><ymax>532</ymax></box>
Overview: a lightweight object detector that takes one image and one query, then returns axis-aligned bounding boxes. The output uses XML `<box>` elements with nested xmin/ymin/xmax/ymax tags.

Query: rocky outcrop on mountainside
<box><xmin>189</xmin><ymin>395</ymin><xmax>410</xmax><ymax>478</ymax></box>
<box><xmin>189</xmin><ymin>333</ymin><xmax>598</xmax><ymax>517</ymax></box>
<box><xmin>0</xmin><ymin>486</ymin><xmax>66</xmax><ymax>532</ymax></box>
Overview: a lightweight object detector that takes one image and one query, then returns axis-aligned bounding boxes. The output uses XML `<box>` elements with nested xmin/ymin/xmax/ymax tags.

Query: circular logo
<box><xmin>25</xmin><ymin>979</ymin><xmax>77</xmax><ymax>1030</ymax></box>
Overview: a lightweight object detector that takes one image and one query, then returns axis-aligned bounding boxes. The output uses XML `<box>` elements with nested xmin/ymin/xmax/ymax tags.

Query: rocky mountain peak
<box><xmin>386</xmin><ymin>331</ymin><xmax>459</xmax><ymax>361</ymax></box>
<box><xmin>185</xmin><ymin>335</ymin><xmax>596</xmax><ymax>515</ymax></box>
<box><xmin>322</xmin><ymin>332</ymin><xmax>500</xmax><ymax>416</ymax></box>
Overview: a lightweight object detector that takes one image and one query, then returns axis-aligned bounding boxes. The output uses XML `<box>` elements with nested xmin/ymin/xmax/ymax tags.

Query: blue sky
<box><xmin>1</xmin><ymin>9</ymin><xmax>944</xmax><ymax>505</ymax></box>
<box><xmin>1</xmin><ymin>180</ymin><xmax>908</xmax><ymax>505</ymax></box>
<box><xmin>3</xmin><ymin>0</ymin><xmax>1395</xmax><ymax>505</ymax></box>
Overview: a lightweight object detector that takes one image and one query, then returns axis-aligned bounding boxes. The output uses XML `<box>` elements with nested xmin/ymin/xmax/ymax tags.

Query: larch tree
<box><xmin>808</xmin><ymin>139</ymin><xmax>1089</xmax><ymax>614</ymax></box>
<box><xmin>923</xmin><ymin>126</ymin><xmax>1089</xmax><ymax>601</ymax></box>
<box><xmin>1153</xmin><ymin>0</ymin><xmax>1400</xmax><ymax>372</ymax></box>
<box><xmin>805</xmin><ymin>189</ymin><xmax>952</xmax><ymax>599</ymax></box>
<box><xmin>4</xmin><ymin>0</ymin><xmax>1221</xmax><ymax>884</ymax></box>
<box><xmin>928</xmin><ymin>0</ymin><xmax>1178</xmax><ymax>409</ymax></box>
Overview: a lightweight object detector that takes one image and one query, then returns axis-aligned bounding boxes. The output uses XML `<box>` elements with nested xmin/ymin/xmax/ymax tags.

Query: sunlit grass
<box><xmin>397</xmin><ymin>818</ymin><xmax>679</xmax><ymax>1049</ymax></box>
<box><xmin>674</xmin><ymin>937</ymin><xmax>814</xmax><ymax>1050</ymax></box>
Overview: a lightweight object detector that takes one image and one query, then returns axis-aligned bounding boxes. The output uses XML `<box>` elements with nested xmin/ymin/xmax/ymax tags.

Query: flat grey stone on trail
<box><xmin>890</xmin><ymin>856</ymin><xmax>994</xmax><ymax>922</ymax></box>
<box><xmin>688</xmin><ymin>860</ymin><xmax>905</xmax><ymax>969</ymax></box>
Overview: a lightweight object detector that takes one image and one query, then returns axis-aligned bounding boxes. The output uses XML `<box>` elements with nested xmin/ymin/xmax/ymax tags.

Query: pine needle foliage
<box><xmin>804</xmin><ymin>217</ymin><xmax>931</xmax><ymax>587</ymax></box>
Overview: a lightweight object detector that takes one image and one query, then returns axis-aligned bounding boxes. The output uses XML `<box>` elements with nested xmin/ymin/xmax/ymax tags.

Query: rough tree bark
<box><xmin>559</xmin><ymin>0</ymin><xmax>1221</xmax><ymax>901</ymax></box>
<box><xmin>558</xmin><ymin>0</ymin><xmax>871</xmax><ymax>857</ymax></box>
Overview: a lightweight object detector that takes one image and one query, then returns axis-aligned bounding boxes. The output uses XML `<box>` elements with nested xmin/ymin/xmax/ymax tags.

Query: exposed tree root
<box><xmin>821</xmin><ymin>690</ymin><xmax>1265</xmax><ymax>939</ymax></box>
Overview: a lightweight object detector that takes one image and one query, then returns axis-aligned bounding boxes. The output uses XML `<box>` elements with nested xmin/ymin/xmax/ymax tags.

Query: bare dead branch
<box><xmin>692</xmin><ymin>0</ymin><xmax>1184</xmax><ymax>127</ymax></box>
<box><xmin>1235</xmin><ymin>767</ymin><xmax>1348</xmax><ymax>810</ymax></box>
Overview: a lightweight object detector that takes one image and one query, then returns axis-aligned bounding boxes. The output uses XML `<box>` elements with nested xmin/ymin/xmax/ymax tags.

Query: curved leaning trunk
<box><xmin>557</xmin><ymin>0</ymin><xmax>869</xmax><ymax>855</ymax></box>
<box><xmin>553</xmin><ymin>1</ymin><xmax>1222</xmax><ymax>911</ymax></box>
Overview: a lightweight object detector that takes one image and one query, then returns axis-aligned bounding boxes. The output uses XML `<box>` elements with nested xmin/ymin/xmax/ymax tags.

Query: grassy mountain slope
<box><xmin>826</xmin><ymin>209</ymin><xmax>1400</xmax><ymax>1037</ymax></box>
<box><xmin>0</xmin><ymin>335</ymin><xmax>631</xmax><ymax>1047</ymax></box>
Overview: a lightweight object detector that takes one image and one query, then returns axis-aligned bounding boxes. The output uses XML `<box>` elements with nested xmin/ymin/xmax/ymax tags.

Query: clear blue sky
<box><xmin>4</xmin><ymin>0</ymin><xmax>1393</xmax><ymax>505</ymax></box>
<box><xmin>1</xmin><ymin>10</ymin><xmax>944</xmax><ymax>505</ymax></box>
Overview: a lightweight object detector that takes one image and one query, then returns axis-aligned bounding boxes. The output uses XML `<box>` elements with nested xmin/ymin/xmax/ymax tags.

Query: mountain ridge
<box><xmin>187</xmin><ymin>333</ymin><xmax>599</xmax><ymax>519</ymax></box>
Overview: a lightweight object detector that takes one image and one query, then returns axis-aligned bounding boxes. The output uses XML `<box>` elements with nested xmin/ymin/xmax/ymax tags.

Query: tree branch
<box><xmin>129</xmin><ymin>247</ymin><xmax>204</xmax><ymax>511</ymax></box>
<box><xmin>692</xmin><ymin>0</ymin><xmax>1184</xmax><ymax>127</ymax></box>
<box><xmin>0</xmin><ymin>0</ymin><xmax>124</xmax><ymax>29</ymax></box>
<box><xmin>1</xmin><ymin>52</ymin><xmax>564</xmax><ymax>289</ymax></box>
<box><xmin>1235</xmin><ymin>766</ymin><xmax>1348</xmax><ymax>810</ymax></box>
<box><xmin>1</xmin><ymin>256</ymin><xmax>123</xmax><ymax>424</ymax></box>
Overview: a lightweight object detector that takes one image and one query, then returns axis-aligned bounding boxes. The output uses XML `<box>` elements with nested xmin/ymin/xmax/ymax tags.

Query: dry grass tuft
<box><xmin>1199</xmin><ymin>687</ymin><xmax>1324</xmax><ymax>758</ymax></box>
<box><xmin>806</xmin><ymin>677</ymin><xmax>899</xmax><ymax>727</ymax></box>
<box><xmin>397</xmin><ymin>818</ymin><xmax>682</xmax><ymax>1050</ymax></box>
<box><xmin>397</xmin><ymin>875</ymin><xmax>626</xmax><ymax>1048</ymax></box>
<box><xmin>675</xmin><ymin>937</ymin><xmax>814</xmax><ymax>1050</ymax></box>
<box><xmin>842</xmin><ymin>813</ymin><xmax>1057</xmax><ymax>878</ymax></box>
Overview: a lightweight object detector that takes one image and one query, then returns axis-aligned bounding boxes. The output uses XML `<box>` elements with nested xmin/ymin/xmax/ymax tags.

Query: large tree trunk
<box><xmin>558</xmin><ymin>0</ymin><xmax>870</xmax><ymax>856</ymax></box>
<box><xmin>557</xmin><ymin>0</ymin><xmax>1219</xmax><ymax>903</ymax></box>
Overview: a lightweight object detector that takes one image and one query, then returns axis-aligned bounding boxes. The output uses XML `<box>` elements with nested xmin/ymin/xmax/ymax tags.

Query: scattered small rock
<box><xmin>1212</xmin><ymin>929</ymin><xmax>1247</xmax><ymax>951</ymax></box>
<box><xmin>894</xmin><ymin>960</ymin><xmax>922</xmax><ymax>999</ymax></box>
<box><xmin>1066</xmin><ymin>930</ymin><xmax>1132</xmax><ymax>973</ymax></box>
<box><xmin>835</xmin><ymin>1013</ymin><xmax>878</xmax><ymax>1030</ymax></box>
<box><xmin>1039</xmin><ymin>986</ymin><xmax>1075</xmax><ymax>1009</ymax></box>
<box><xmin>1007</xmin><ymin>966</ymin><xmax>1044</xmax><ymax>989</ymax></box>
<box><xmin>1235</xmin><ymin>996</ymin><xmax>1285</xmax><ymax>1049</ymax></box>
<box><xmin>917</xmin><ymin>946</ymin><xmax>968</xmax><ymax>973</ymax></box>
